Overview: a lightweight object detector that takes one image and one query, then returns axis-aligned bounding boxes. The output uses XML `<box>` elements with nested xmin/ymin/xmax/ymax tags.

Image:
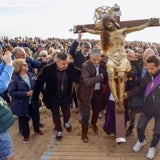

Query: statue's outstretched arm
<box><xmin>82</xmin><ymin>25</ymin><xmax>101</xmax><ymax>35</ymax></box>
<box><xmin>125</xmin><ymin>18</ymin><xmax>157</xmax><ymax>34</ymax></box>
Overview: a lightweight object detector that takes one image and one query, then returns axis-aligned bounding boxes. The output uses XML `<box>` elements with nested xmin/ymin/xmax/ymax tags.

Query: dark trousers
<box><xmin>50</xmin><ymin>98</ymin><xmax>71</xmax><ymax>132</ymax></box>
<box><xmin>91</xmin><ymin>90</ymin><xmax>102</xmax><ymax>125</ymax></box>
<box><xmin>18</xmin><ymin>104</ymin><xmax>40</xmax><ymax>138</ymax></box>
<box><xmin>137</xmin><ymin>112</ymin><xmax>160</xmax><ymax>147</ymax></box>
<box><xmin>81</xmin><ymin>90</ymin><xmax>102</xmax><ymax>128</ymax></box>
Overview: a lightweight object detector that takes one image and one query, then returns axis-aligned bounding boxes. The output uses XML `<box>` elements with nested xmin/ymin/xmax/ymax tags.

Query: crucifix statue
<box><xmin>73</xmin><ymin>4</ymin><xmax>159</xmax><ymax>143</ymax></box>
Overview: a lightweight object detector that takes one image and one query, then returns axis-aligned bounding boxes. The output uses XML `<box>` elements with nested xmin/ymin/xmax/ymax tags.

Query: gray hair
<box><xmin>89</xmin><ymin>48</ymin><xmax>102</xmax><ymax>57</ymax></box>
<box><xmin>143</xmin><ymin>48</ymin><xmax>155</xmax><ymax>59</ymax></box>
<box><xmin>81</xmin><ymin>41</ymin><xmax>91</xmax><ymax>49</ymax></box>
<box><xmin>13</xmin><ymin>47</ymin><xmax>26</xmax><ymax>56</ymax></box>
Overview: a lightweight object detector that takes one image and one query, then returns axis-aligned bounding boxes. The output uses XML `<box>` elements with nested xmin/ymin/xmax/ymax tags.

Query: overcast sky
<box><xmin>0</xmin><ymin>0</ymin><xmax>159</xmax><ymax>42</ymax></box>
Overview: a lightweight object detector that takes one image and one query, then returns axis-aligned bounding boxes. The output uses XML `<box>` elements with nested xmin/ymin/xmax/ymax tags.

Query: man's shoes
<box><xmin>133</xmin><ymin>139</ymin><xmax>147</xmax><ymax>152</ymax></box>
<box><xmin>23</xmin><ymin>137</ymin><xmax>29</xmax><ymax>144</ymax></box>
<box><xmin>56</xmin><ymin>131</ymin><xmax>63</xmax><ymax>141</ymax></box>
<box><xmin>146</xmin><ymin>147</ymin><xmax>155</xmax><ymax>159</ymax></box>
<box><xmin>126</xmin><ymin>126</ymin><xmax>134</xmax><ymax>137</ymax></box>
<box><xmin>98</xmin><ymin>113</ymin><xmax>102</xmax><ymax>119</ymax></box>
<box><xmin>82</xmin><ymin>134</ymin><xmax>88</xmax><ymax>143</ymax></box>
<box><xmin>64</xmin><ymin>122</ymin><xmax>72</xmax><ymax>132</ymax></box>
<box><xmin>39</xmin><ymin>123</ymin><xmax>44</xmax><ymax>128</ymax></box>
<box><xmin>35</xmin><ymin>130</ymin><xmax>44</xmax><ymax>135</ymax></box>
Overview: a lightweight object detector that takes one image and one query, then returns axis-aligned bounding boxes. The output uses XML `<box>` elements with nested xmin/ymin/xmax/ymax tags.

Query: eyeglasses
<box><xmin>40</xmin><ymin>55</ymin><xmax>47</xmax><ymax>57</ymax></box>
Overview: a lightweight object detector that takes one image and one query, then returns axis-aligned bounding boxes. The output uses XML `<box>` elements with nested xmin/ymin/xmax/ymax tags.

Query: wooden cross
<box><xmin>72</xmin><ymin>4</ymin><xmax>160</xmax><ymax>144</ymax></box>
<box><xmin>73</xmin><ymin>4</ymin><xmax>160</xmax><ymax>33</ymax></box>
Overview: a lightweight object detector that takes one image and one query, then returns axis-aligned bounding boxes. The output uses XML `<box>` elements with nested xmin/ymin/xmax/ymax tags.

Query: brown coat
<box><xmin>78</xmin><ymin>60</ymin><xmax>107</xmax><ymax>106</ymax></box>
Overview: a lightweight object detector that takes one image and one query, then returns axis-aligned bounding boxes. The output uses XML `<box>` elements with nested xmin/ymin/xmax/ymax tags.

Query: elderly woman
<box><xmin>8</xmin><ymin>59</ymin><xmax>43</xmax><ymax>144</ymax></box>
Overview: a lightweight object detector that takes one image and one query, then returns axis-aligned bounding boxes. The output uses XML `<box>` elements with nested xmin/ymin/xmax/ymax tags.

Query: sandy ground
<box><xmin>10</xmin><ymin>106</ymin><xmax>108</xmax><ymax>160</ymax></box>
<box><xmin>10</xmin><ymin>105</ymin><xmax>160</xmax><ymax>160</ymax></box>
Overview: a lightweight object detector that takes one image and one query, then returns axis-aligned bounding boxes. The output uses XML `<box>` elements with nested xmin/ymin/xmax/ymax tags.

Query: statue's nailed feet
<box><xmin>115</xmin><ymin>100</ymin><xmax>124</xmax><ymax>114</ymax></box>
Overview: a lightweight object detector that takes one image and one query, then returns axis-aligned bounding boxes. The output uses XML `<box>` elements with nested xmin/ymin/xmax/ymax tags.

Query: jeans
<box><xmin>0</xmin><ymin>130</ymin><xmax>13</xmax><ymax>160</ymax></box>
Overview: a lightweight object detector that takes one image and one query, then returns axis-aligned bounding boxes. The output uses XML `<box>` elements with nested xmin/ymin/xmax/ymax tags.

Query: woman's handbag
<box><xmin>0</xmin><ymin>96</ymin><xmax>15</xmax><ymax>133</ymax></box>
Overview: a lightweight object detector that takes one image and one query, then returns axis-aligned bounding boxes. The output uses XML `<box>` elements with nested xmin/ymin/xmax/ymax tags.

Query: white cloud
<box><xmin>0</xmin><ymin>0</ymin><xmax>60</xmax><ymax>8</ymax></box>
<box><xmin>0</xmin><ymin>0</ymin><xmax>159</xmax><ymax>42</ymax></box>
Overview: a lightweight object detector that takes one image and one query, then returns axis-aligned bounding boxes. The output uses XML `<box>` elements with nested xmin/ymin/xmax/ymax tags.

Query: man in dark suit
<box><xmin>31</xmin><ymin>52</ymin><xmax>81</xmax><ymax>140</ymax></box>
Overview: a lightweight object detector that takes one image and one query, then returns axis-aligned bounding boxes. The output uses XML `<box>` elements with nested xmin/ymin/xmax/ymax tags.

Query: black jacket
<box><xmin>31</xmin><ymin>62</ymin><xmax>81</xmax><ymax>108</ymax></box>
<box><xmin>128</xmin><ymin>71</ymin><xmax>160</xmax><ymax>116</ymax></box>
<box><xmin>69</xmin><ymin>40</ymin><xmax>89</xmax><ymax>82</ymax></box>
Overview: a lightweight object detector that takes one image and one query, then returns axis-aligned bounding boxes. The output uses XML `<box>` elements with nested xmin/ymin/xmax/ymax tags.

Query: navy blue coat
<box><xmin>8</xmin><ymin>72</ymin><xmax>36</xmax><ymax>116</ymax></box>
<box><xmin>25</xmin><ymin>56</ymin><xmax>45</xmax><ymax>74</ymax></box>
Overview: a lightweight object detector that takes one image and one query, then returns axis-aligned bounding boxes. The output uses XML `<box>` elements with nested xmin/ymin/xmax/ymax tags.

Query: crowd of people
<box><xmin>0</xmin><ymin>32</ymin><xmax>160</xmax><ymax>160</ymax></box>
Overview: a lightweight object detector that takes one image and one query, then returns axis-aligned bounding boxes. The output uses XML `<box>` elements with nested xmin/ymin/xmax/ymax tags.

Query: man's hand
<box><xmin>27</xmin><ymin>90</ymin><xmax>33</xmax><ymax>97</ymax></box>
<box><xmin>148</xmin><ymin>18</ymin><xmax>157</xmax><ymax>26</ymax></box>
<box><xmin>78</xmin><ymin>30</ymin><xmax>82</xmax><ymax>41</ymax></box>
<box><xmin>124</xmin><ymin>92</ymin><xmax>128</xmax><ymax>99</ymax></box>
<box><xmin>81</xmin><ymin>25</ymin><xmax>87</xmax><ymax>31</ymax></box>
<box><xmin>2</xmin><ymin>51</ymin><xmax>13</xmax><ymax>66</ymax></box>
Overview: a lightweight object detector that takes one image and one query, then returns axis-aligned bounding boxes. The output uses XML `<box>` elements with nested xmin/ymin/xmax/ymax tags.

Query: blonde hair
<box><xmin>39</xmin><ymin>50</ymin><xmax>48</xmax><ymax>57</ymax></box>
<box><xmin>24</xmin><ymin>47</ymin><xmax>33</xmax><ymax>57</ymax></box>
<box><xmin>49</xmin><ymin>49</ymin><xmax>61</xmax><ymax>61</ymax></box>
<box><xmin>3</xmin><ymin>44</ymin><xmax>14</xmax><ymax>53</ymax></box>
<box><xmin>13</xmin><ymin>59</ymin><xmax>26</xmax><ymax>74</ymax></box>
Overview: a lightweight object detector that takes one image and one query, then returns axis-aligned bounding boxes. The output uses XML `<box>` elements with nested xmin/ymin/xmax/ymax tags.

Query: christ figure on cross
<box><xmin>82</xmin><ymin>16</ymin><xmax>156</xmax><ymax>113</ymax></box>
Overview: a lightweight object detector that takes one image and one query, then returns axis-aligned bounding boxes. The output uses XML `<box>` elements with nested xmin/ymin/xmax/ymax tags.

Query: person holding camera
<box><xmin>0</xmin><ymin>51</ymin><xmax>14</xmax><ymax>160</ymax></box>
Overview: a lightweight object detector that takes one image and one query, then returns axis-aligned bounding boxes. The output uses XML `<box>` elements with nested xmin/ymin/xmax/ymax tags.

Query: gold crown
<box><xmin>94</xmin><ymin>5</ymin><xmax>118</xmax><ymax>29</ymax></box>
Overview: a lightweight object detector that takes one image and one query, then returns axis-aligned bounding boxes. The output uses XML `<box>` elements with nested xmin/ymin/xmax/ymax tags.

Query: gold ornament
<box><xmin>94</xmin><ymin>6</ymin><xmax>116</xmax><ymax>29</ymax></box>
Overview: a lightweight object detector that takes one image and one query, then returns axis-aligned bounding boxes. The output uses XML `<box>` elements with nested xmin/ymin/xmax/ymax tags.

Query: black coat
<box><xmin>32</xmin><ymin>62</ymin><xmax>81</xmax><ymax>108</ymax></box>
<box><xmin>69</xmin><ymin>40</ymin><xmax>90</xmax><ymax>82</ymax></box>
<box><xmin>128</xmin><ymin>71</ymin><xmax>160</xmax><ymax>116</ymax></box>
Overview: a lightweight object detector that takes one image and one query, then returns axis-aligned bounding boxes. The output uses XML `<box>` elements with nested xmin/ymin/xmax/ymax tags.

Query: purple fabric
<box><xmin>103</xmin><ymin>100</ymin><xmax>116</xmax><ymax>135</ymax></box>
<box><xmin>103</xmin><ymin>99</ymin><xmax>129</xmax><ymax>135</ymax></box>
<box><xmin>144</xmin><ymin>74</ymin><xmax>160</xmax><ymax>98</ymax></box>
